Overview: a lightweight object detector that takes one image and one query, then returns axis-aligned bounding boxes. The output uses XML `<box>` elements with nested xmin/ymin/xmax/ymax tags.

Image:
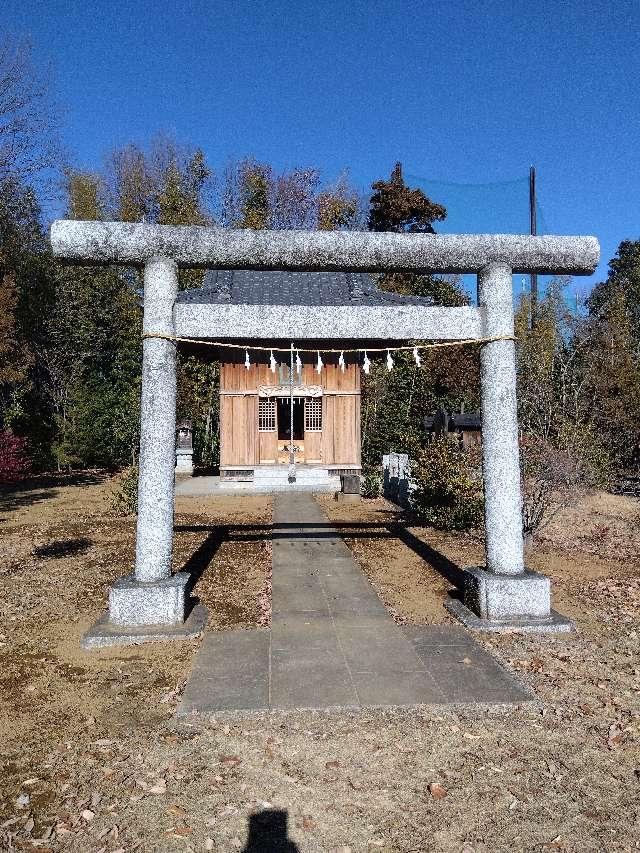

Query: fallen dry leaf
<box><xmin>173</xmin><ymin>826</ymin><xmax>193</xmax><ymax>836</ymax></box>
<box><xmin>607</xmin><ymin>723</ymin><xmax>623</xmax><ymax>749</ymax></box>
<box><xmin>428</xmin><ymin>782</ymin><xmax>447</xmax><ymax>800</ymax></box>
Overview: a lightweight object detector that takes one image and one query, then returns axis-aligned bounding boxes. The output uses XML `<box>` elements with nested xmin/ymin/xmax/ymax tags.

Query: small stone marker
<box><xmin>175</xmin><ymin>419</ymin><xmax>194</xmax><ymax>476</ymax></box>
<box><xmin>336</xmin><ymin>473</ymin><xmax>360</xmax><ymax>503</ymax></box>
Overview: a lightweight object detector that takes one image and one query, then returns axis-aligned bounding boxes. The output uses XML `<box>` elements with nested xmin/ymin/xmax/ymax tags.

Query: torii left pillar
<box><xmin>83</xmin><ymin>256</ymin><xmax>206</xmax><ymax>648</ymax></box>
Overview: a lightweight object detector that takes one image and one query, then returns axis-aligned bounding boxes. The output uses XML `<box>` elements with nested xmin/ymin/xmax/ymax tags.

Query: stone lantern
<box><xmin>175</xmin><ymin>419</ymin><xmax>193</xmax><ymax>476</ymax></box>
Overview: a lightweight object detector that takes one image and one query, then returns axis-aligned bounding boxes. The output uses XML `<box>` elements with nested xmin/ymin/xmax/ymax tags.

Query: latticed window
<box><xmin>304</xmin><ymin>398</ymin><xmax>322</xmax><ymax>432</ymax></box>
<box><xmin>258</xmin><ymin>399</ymin><xmax>276</xmax><ymax>432</ymax></box>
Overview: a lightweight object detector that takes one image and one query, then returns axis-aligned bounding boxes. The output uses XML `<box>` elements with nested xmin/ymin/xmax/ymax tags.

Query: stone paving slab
<box><xmin>270</xmin><ymin>658</ymin><xmax>357</xmax><ymax>710</ymax></box>
<box><xmin>402</xmin><ymin>624</ymin><xmax>477</xmax><ymax>647</ymax></box>
<box><xmin>404</xmin><ymin>626</ymin><xmax>532</xmax><ymax>704</ymax></box>
<box><xmin>271</xmin><ymin>617</ymin><xmax>343</xmax><ymax>654</ymax></box>
<box><xmin>177</xmin><ymin>494</ymin><xmax>533</xmax><ymax>718</ymax></box>
<box><xmin>178</xmin><ymin>630</ymin><xmax>270</xmax><ymax>713</ymax></box>
<box><xmin>351</xmin><ymin>669</ymin><xmax>446</xmax><ymax>706</ymax></box>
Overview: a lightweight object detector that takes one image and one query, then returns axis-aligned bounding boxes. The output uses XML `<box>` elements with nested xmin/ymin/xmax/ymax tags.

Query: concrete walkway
<box><xmin>177</xmin><ymin>494</ymin><xmax>531</xmax><ymax>715</ymax></box>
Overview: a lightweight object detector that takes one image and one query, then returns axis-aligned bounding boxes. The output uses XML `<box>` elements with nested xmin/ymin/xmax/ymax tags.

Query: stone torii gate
<box><xmin>50</xmin><ymin>222</ymin><xmax>599</xmax><ymax>646</ymax></box>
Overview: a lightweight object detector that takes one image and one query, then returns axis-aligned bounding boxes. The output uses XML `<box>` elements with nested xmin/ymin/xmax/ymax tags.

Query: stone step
<box><xmin>252</xmin><ymin>479</ymin><xmax>341</xmax><ymax>489</ymax></box>
<box><xmin>253</xmin><ymin>466</ymin><xmax>336</xmax><ymax>485</ymax></box>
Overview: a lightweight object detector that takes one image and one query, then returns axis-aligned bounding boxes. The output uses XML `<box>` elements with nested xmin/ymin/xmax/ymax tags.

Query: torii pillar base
<box><xmin>445</xmin><ymin>567</ymin><xmax>573</xmax><ymax>634</ymax></box>
<box><xmin>81</xmin><ymin>573</ymin><xmax>207</xmax><ymax>649</ymax></box>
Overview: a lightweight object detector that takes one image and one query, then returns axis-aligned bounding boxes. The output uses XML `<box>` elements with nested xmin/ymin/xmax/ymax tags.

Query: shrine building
<box><xmin>177</xmin><ymin>269</ymin><xmax>431</xmax><ymax>484</ymax></box>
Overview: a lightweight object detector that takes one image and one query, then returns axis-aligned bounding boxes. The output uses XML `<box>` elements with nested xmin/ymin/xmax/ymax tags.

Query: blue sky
<box><xmin>4</xmin><ymin>0</ymin><xmax>639</xmax><ymax>294</ymax></box>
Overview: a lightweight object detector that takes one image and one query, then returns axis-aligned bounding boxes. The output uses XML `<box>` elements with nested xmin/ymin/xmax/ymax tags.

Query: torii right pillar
<box><xmin>446</xmin><ymin>261</ymin><xmax>572</xmax><ymax>632</ymax></box>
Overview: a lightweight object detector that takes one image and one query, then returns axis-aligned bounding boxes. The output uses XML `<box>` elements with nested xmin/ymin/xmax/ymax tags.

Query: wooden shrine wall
<box><xmin>219</xmin><ymin>351</ymin><xmax>361</xmax><ymax>468</ymax></box>
<box><xmin>219</xmin><ymin>394</ymin><xmax>258</xmax><ymax>467</ymax></box>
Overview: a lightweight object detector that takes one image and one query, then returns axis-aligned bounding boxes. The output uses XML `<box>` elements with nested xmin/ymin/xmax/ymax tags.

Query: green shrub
<box><xmin>361</xmin><ymin>470</ymin><xmax>382</xmax><ymax>498</ymax></box>
<box><xmin>110</xmin><ymin>465</ymin><xmax>138</xmax><ymax>515</ymax></box>
<box><xmin>410</xmin><ymin>437</ymin><xmax>484</xmax><ymax>530</ymax></box>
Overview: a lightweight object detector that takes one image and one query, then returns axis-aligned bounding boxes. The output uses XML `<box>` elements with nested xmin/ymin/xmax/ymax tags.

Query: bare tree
<box><xmin>0</xmin><ymin>34</ymin><xmax>63</xmax><ymax>187</ymax></box>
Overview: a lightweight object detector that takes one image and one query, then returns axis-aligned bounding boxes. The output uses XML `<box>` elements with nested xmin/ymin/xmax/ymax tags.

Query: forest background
<box><xmin>1</xmin><ymin>35</ymin><xmax>639</xmax><ymax>533</ymax></box>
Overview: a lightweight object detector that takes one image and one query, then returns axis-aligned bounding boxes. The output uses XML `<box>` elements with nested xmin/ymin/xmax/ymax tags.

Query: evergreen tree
<box><xmin>587</xmin><ymin>239</ymin><xmax>640</xmax><ymax>345</ymax></box>
<box><xmin>361</xmin><ymin>164</ymin><xmax>478</xmax><ymax>469</ymax></box>
<box><xmin>0</xmin><ymin>173</ymin><xmax>57</xmax><ymax>465</ymax></box>
<box><xmin>368</xmin><ymin>162</ymin><xmax>446</xmax><ymax>234</ymax></box>
<box><xmin>49</xmin><ymin>171</ymin><xmax>142</xmax><ymax>469</ymax></box>
<box><xmin>584</xmin><ymin>257</ymin><xmax>640</xmax><ymax>468</ymax></box>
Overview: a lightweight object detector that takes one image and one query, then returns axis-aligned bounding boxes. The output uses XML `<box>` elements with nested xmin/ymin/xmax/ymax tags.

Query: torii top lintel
<box><xmin>50</xmin><ymin>220</ymin><xmax>599</xmax><ymax>276</ymax></box>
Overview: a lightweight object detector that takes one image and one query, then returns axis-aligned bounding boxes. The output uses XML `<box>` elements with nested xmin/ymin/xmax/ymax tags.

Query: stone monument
<box><xmin>175</xmin><ymin>419</ymin><xmax>194</xmax><ymax>476</ymax></box>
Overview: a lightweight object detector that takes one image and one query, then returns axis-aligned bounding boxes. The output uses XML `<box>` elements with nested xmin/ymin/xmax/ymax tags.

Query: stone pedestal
<box><xmin>462</xmin><ymin>567</ymin><xmax>549</xmax><ymax>619</ymax></box>
<box><xmin>109</xmin><ymin>572</ymin><xmax>190</xmax><ymax>625</ymax></box>
<box><xmin>335</xmin><ymin>492</ymin><xmax>360</xmax><ymax>504</ymax></box>
<box><xmin>445</xmin><ymin>567</ymin><xmax>572</xmax><ymax>633</ymax></box>
<box><xmin>82</xmin><ymin>573</ymin><xmax>207</xmax><ymax>649</ymax></box>
<box><xmin>175</xmin><ymin>447</ymin><xmax>194</xmax><ymax>476</ymax></box>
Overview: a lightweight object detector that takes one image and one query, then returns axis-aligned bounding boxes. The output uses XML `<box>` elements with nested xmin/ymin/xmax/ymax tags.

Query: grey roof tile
<box><xmin>176</xmin><ymin>270</ymin><xmax>434</xmax><ymax>307</ymax></box>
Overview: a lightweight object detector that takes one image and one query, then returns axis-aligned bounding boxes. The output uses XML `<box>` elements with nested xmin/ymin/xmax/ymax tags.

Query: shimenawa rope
<box><xmin>141</xmin><ymin>333</ymin><xmax>516</xmax><ymax>354</ymax></box>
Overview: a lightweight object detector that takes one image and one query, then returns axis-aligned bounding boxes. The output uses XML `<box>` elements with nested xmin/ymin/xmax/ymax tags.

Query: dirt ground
<box><xmin>1</xmin><ymin>476</ymin><xmax>639</xmax><ymax>852</ymax></box>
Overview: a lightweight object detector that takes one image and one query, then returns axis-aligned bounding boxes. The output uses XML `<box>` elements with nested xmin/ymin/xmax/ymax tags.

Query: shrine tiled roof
<box><xmin>176</xmin><ymin>270</ymin><xmax>433</xmax><ymax>307</ymax></box>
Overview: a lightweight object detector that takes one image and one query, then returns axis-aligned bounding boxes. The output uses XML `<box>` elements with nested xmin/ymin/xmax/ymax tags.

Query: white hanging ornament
<box><xmin>244</xmin><ymin>349</ymin><xmax>251</xmax><ymax>369</ymax></box>
<box><xmin>338</xmin><ymin>351</ymin><xmax>345</xmax><ymax>372</ymax></box>
<box><xmin>295</xmin><ymin>350</ymin><xmax>302</xmax><ymax>374</ymax></box>
<box><xmin>413</xmin><ymin>346</ymin><xmax>422</xmax><ymax>367</ymax></box>
<box><xmin>362</xmin><ymin>351</ymin><xmax>371</xmax><ymax>375</ymax></box>
<box><xmin>269</xmin><ymin>350</ymin><xmax>277</xmax><ymax>374</ymax></box>
<box><xmin>316</xmin><ymin>350</ymin><xmax>324</xmax><ymax>374</ymax></box>
<box><xmin>386</xmin><ymin>349</ymin><xmax>394</xmax><ymax>371</ymax></box>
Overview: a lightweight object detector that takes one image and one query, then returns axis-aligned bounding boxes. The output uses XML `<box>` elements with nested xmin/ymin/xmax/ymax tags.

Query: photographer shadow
<box><xmin>242</xmin><ymin>809</ymin><xmax>300</xmax><ymax>852</ymax></box>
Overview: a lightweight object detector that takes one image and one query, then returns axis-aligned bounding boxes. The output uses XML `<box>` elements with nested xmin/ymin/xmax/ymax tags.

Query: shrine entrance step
<box><xmin>175</xmin><ymin>469</ymin><xmax>341</xmax><ymax>495</ymax></box>
<box><xmin>176</xmin><ymin>494</ymin><xmax>532</xmax><ymax>716</ymax></box>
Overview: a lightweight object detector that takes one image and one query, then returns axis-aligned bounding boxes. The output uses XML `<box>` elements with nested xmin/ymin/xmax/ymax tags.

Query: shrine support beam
<box><xmin>51</xmin><ymin>220</ymin><xmax>598</xmax><ymax>275</ymax></box>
